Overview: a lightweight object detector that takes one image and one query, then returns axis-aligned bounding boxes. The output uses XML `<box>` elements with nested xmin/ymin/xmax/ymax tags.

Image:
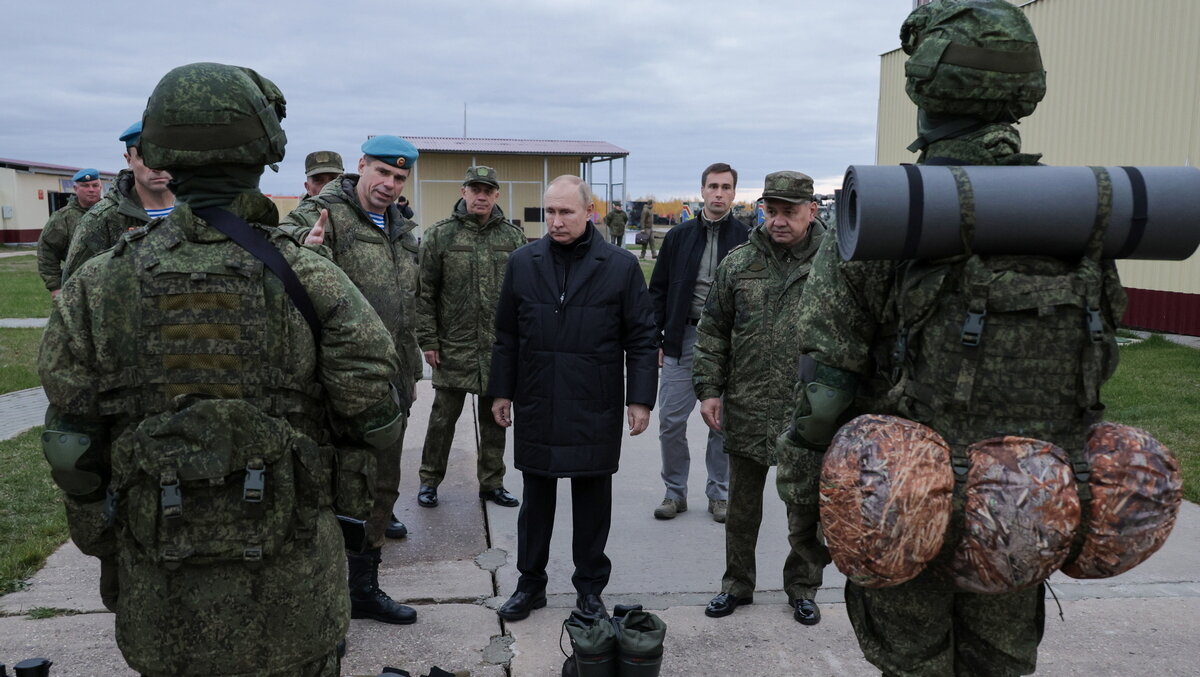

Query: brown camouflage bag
<box><xmin>821</xmin><ymin>414</ymin><xmax>954</xmax><ymax>588</ymax></box>
<box><xmin>1062</xmin><ymin>422</ymin><xmax>1182</xmax><ymax>579</ymax></box>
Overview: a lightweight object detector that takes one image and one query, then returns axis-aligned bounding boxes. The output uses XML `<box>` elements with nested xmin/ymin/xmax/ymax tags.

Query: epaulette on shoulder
<box><xmin>111</xmin><ymin>219</ymin><xmax>157</xmax><ymax>257</ymax></box>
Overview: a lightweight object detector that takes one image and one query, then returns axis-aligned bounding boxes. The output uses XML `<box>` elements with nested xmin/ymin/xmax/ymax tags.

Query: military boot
<box><xmin>348</xmin><ymin>548</ymin><xmax>417</xmax><ymax>624</ymax></box>
<box><xmin>563</xmin><ymin>608</ymin><xmax>618</xmax><ymax>677</ymax></box>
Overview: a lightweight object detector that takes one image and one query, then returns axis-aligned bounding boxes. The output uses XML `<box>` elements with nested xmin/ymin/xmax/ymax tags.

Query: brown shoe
<box><xmin>653</xmin><ymin>498</ymin><xmax>687</xmax><ymax>520</ymax></box>
<box><xmin>708</xmin><ymin>498</ymin><xmax>728</xmax><ymax>523</ymax></box>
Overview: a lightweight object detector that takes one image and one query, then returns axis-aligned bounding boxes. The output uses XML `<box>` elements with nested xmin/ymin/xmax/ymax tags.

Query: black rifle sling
<box><xmin>194</xmin><ymin>206</ymin><xmax>323</xmax><ymax>338</ymax></box>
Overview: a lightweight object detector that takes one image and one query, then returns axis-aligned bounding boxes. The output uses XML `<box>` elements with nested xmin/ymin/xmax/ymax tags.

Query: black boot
<box><xmin>348</xmin><ymin>548</ymin><xmax>417</xmax><ymax>624</ymax></box>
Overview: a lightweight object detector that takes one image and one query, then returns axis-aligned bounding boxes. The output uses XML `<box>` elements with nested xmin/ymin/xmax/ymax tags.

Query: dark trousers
<box><xmin>516</xmin><ymin>471</ymin><xmax>612</xmax><ymax>596</ymax></box>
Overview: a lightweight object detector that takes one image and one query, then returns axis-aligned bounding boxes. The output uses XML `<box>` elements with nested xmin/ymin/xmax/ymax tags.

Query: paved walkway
<box><xmin>1</xmin><ymin>378</ymin><xmax>1197</xmax><ymax>676</ymax></box>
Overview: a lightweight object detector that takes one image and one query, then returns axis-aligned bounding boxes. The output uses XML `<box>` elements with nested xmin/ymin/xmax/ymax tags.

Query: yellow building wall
<box><xmin>0</xmin><ymin>169</ymin><xmax>105</xmax><ymax>242</ymax></box>
<box><xmin>876</xmin><ymin>0</ymin><xmax>1200</xmax><ymax>295</ymax></box>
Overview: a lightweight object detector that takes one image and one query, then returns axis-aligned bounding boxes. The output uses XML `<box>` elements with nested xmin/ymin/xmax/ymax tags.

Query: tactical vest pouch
<box><xmin>820</xmin><ymin>414</ymin><xmax>954</xmax><ymax>588</ymax></box>
<box><xmin>111</xmin><ymin>397</ymin><xmax>324</xmax><ymax>566</ymax></box>
<box><xmin>333</xmin><ymin>444</ymin><xmax>377</xmax><ymax>520</ymax></box>
<box><xmin>1062</xmin><ymin>422</ymin><xmax>1182</xmax><ymax>579</ymax></box>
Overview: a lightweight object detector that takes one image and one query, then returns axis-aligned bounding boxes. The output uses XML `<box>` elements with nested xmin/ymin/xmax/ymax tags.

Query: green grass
<box><xmin>0</xmin><ymin>328</ymin><xmax>44</xmax><ymax>395</ymax></box>
<box><xmin>1102</xmin><ymin>335</ymin><xmax>1200</xmax><ymax>503</ymax></box>
<box><xmin>0</xmin><ymin>254</ymin><xmax>52</xmax><ymax>318</ymax></box>
<box><xmin>0</xmin><ymin>427</ymin><xmax>68</xmax><ymax>596</ymax></box>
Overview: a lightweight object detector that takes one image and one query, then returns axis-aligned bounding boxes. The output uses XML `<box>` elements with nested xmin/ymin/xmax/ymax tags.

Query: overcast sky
<box><xmin>2</xmin><ymin>1</ymin><xmax>916</xmax><ymax>203</ymax></box>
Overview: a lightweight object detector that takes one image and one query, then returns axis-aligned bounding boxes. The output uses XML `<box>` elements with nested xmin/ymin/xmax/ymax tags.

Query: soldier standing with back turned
<box><xmin>415</xmin><ymin>166</ymin><xmax>525</xmax><ymax>509</ymax></box>
<box><xmin>38</xmin><ymin>61</ymin><xmax>402</xmax><ymax>676</ymax></box>
<box><xmin>778</xmin><ymin>2</ymin><xmax>1126</xmax><ymax>674</ymax></box>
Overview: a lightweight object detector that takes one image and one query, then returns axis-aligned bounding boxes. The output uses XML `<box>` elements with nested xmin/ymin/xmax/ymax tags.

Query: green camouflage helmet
<box><xmin>901</xmin><ymin>0</ymin><xmax>1046</xmax><ymax>122</ymax></box>
<box><xmin>139</xmin><ymin>62</ymin><xmax>287</xmax><ymax>170</ymax></box>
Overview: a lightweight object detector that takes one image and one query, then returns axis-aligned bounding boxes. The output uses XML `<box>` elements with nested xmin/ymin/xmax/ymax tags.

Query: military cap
<box><xmin>463</xmin><ymin>165</ymin><xmax>500</xmax><ymax>189</ymax></box>
<box><xmin>761</xmin><ymin>171</ymin><xmax>815</xmax><ymax>203</ymax></box>
<box><xmin>305</xmin><ymin>150</ymin><xmax>344</xmax><ymax>177</ymax></box>
<box><xmin>72</xmin><ymin>168</ymin><xmax>100</xmax><ymax>182</ymax></box>
<box><xmin>361</xmin><ymin>135</ymin><xmax>418</xmax><ymax>169</ymax></box>
<box><xmin>119</xmin><ymin>121</ymin><xmax>142</xmax><ymax>148</ymax></box>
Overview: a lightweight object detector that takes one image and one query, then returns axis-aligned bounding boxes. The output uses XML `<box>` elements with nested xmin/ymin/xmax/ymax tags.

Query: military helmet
<box><xmin>139</xmin><ymin>62</ymin><xmax>287</xmax><ymax>170</ymax></box>
<box><xmin>901</xmin><ymin>0</ymin><xmax>1046</xmax><ymax>122</ymax></box>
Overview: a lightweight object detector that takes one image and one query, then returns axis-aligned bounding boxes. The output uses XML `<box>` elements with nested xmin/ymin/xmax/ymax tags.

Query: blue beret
<box><xmin>119</xmin><ymin>120</ymin><xmax>142</xmax><ymax>148</ymax></box>
<box><xmin>72</xmin><ymin>168</ymin><xmax>100</xmax><ymax>182</ymax></box>
<box><xmin>361</xmin><ymin>135</ymin><xmax>418</xmax><ymax>169</ymax></box>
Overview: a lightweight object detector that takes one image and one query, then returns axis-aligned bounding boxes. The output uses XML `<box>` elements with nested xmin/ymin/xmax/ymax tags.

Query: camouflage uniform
<box><xmin>416</xmin><ymin>198</ymin><xmax>525</xmax><ymax>491</ymax></box>
<box><xmin>693</xmin><ymin>221</ymin><xmax>830</xmax><ymax>603</ymax></box>
<box><xmin>63</xmin><ymin>170</ymin><xmax>157</xmax><ymax>281</ymax></box>
<box><xmin>37</xmin><ymin>195</ymin><xmax>88</xmax><ymax>291</ymax></box>
<box><xmin>283</xmin><ymin>173</ymin><xmax>423</xmax><ymax>547</ymax></box>
<box><xmin>603</xmin><ymin>206</ymin><xmax>627</xmax><ymax>246</ymax></box>
<box><xmin>40</xmin><ymin>189</ymin><xmax>400</xmax><ymax>676</ymax></box>
<box><xmin>639</xmin><ymin>204</ymin><xmax>656</xmax><ymax>258</ymax></box>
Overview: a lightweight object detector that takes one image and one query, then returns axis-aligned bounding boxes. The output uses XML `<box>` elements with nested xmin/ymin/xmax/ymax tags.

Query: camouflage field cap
<box><xmin>901</xmin><ymin>0</ymin><xmax>1046</xmax><ymax>121</ymax></box>
<box><xmin>304</xmin><ymin>150</ymin><xmax>343</xmax><ymax>177</ymax></box>
<box><xmin>761</xmin><ymin>171</ymin><xmax>815</xmax><ymax>204</ymax></box>
<box><xmin>140</xmin><ymin>62</ymin><xmax>287</xmax><ymax>170</ymax></box>
<box><xmin>463</xmin><ymin>165</ymin><xmax>500</xmax><ymax>189</ymax></box>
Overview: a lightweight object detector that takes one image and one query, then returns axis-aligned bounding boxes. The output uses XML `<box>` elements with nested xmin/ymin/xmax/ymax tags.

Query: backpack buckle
<box><xmin>1086</xmin><ymin>307</ymin><xmax>1105</xmax><ymax>344</ymax></box>
<box><xmin>961</xmin><ymin>310</ymin><xmax>987</xmax><ymax>347</ymax></box>
<box><xmin>891</xmin><ymin>328</ymin><xmax>909</xmax><ymax>381</ymax></box>
<box><xmin>160</xmin><ymin>479</ymin><xmax>182</xmax><ymax>519</ymax></box>
<box><xmin>243</xmin><ymin>462</ymin><xmax>265</xmax><ymax>503</ymax></box>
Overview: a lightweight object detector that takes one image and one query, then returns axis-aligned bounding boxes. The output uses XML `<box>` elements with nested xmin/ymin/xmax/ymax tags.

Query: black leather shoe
<box><xmin>793</xmin><ymin>598</ymin><xmax>820</xmax><ymax>625</ymax></box>
<box><xmin>497</xmin><ymin>589</ymin><xmax>547</xmax><ymax>621</ymax></box>
<box><xmin>385</xmin><ymin>514</ymin><xmax>407</xmax><ymax>539</ymax></box>
<box><xmin>704</xmin><ymin>591</ymin><xmax>753</xmax><ymax>618</ymax></box>
<box><xmin>576</xmin><ymin>593</ymin><xmax>608</xmax><ymax>618</ymax></box>
<box><xmin>480</xmin><ymin>486</ymin><xmax>519</xmax><ymax>507</ymax></box>
<box><xmin>417</xmin><ymin>484</ymin><xmax>438</xmax><ymax>508</ymax></box>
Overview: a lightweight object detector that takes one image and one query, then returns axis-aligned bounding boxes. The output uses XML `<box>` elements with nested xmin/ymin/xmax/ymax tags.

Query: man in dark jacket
<box><xmin>488</xmin><ymin>175</ymin><xmax>658</xmax><ymax>622</ymax></box>
<box><xmin>648</xmin><ymin>163</ymin><xmax>749</xmax><ymax>522</ymax></box>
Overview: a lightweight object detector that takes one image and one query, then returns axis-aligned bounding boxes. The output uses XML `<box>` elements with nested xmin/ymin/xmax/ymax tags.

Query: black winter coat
<box><xmin>487</xmin><ymin>226</ymin><xmax>659</xmax><ymax>477</ymax></box>
<box><xmin>649</xmin><ymin>213</ymin><xmax>749</xmax><ymax>358</ymax></box>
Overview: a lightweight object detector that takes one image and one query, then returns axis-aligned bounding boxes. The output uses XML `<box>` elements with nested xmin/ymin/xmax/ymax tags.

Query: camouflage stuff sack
<box><xmin>110</xmin><ymin>397</ymin><xmax>327</xmax><ymax>566</ymax></box>
<box><xmin>820</xmin><ymin>415</ymin><xmax>954</xmax><ymax>588</ymax></box>
<box><xmin>901</xmin><ymin>0</ymin><xmax>1046</xmax><ymax>122</ymax></box>
<box><xmin>939</xmin><ymin>437</ymin><xmax>1079</xmax><ymax>593</ymax></box>
<box><xmin>1062</xmin><ymin>422</ymin><xmax>1183</xmax><ymax>579</ymax></box>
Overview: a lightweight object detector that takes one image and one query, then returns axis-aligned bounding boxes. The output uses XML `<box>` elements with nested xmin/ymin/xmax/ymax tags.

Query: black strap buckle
<box><xmin>160</xmin><ymin>480</ymin><xmax>182</xmax><ymax>519</ymax></box>
<box><xmin>961</xmin><ymin>310</ymin><xmax>987</xmax><ymax>347</ymax></box>
<box><xmin>951</xmin><ymin>454</ymin><xmax>971</xmax><ymax>477</ymax></box>
<box><xmin>243</xmin><ymin>461</ymin><xmax>266</xmax><ymax>503</ymax></box>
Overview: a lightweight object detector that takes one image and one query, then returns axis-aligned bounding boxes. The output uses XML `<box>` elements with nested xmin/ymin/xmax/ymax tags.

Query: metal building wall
<box><xmin>877</xmin><ymin>0</ymin><xmax>1200</xmax><ymax>334</ymax></box>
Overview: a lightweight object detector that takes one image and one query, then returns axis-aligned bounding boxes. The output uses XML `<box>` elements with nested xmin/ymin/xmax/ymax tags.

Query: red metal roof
<box><xmin>0</xmin><ymin>157</ymin><xmax>118</xmax><ymax>176</ymax></box>
<box><xmin>404</xmin><ymin>137</ymin><xmax>628</xmax><ymax>157</ymax></box>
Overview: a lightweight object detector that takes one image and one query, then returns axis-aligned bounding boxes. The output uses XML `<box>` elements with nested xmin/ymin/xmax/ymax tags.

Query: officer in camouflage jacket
<box><xmin>38</xmin><ymin>168</ymin><xmax>103</xmax><ymax>293</ymax></box>
<box><xmin>415</xmin><ymin>166</ymin><xmax>526</xmax><ymax>508</ymax></box>
<box><xmin>281</xmin><ymin>135</ymin><xmax>423</xmax><ymax>625</ymax></box>
<box><xmin>692</xmin><ymin>171</ymin><xmax>830</xmax><ymax>626</ymax></box>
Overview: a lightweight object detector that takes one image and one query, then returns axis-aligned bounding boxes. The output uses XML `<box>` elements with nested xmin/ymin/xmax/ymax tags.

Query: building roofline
<box><xmin>402</xmin><ymin>136</ymin><xmax>629</xmax><ymax>158</ymax></box>
<box><xmin>0</xmin><ymin>157</ymin><xmax>119</xmax><ymax>177</ymax></box>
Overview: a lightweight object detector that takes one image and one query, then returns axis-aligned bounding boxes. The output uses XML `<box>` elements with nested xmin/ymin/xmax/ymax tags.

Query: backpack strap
<box><xmin>194</xmin><ymin>207</ymin><xmax>322</xmax><ymax>339</ymax></box>
<box><xmin>1114</xmin><ymin>166</ymin><xmax>1149</xmax><ymax>259</ymax></box>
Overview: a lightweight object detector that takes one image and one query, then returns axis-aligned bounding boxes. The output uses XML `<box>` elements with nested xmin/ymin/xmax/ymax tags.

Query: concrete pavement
<box><xmin>1</xmin><ymin>379</ymin><xmax>1198</xmax><ymax>676</ymax></box>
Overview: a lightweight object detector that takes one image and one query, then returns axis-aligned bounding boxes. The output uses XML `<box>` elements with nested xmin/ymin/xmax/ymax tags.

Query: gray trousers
<box><xmin>658</xmin><ymin>323</ymin><xmax>727</xmax><ymax>502</ymax></box>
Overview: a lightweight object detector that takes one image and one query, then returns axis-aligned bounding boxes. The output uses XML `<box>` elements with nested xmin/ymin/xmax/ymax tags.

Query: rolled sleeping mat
<box><xmin>1062</xmin><ymin>422</ymin><xmax>1182</xmax><ymax>579</ymax></box>
<box><xmin>837</xmin><ymin>165</ymin><xmax>1200</xmax><ymax>261</ymax></box>
<box><xmin>820</xmin><ymin>414</ymin><xmax>954</xmax><ymax>588</ymax></box>
<box><xmin>937</xmin><ymin>436</ymin><xmax>1081</xmax><ymax>594</ymax></box>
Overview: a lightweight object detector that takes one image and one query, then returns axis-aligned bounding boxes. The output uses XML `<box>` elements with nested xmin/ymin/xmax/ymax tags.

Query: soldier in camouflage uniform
<box><xmin>281</xmin><ymin>134</ymin><xmax>423</xmax><ymax>624</ymax></box>
<box><xmin>63</xmin><ymin>121</ymin><xmax>175</xmax><ymax>281</ymax></box>
<box><xmin>638</xmin><ymin>199</ymin><xmax>656</xmax><ymax>259</ymax></box>
<box><xmin>38</xmin><ymin>62</ymin><xmax>403</xmax><ymax>676</ymax></box>
<box><xmin>37</xmin><ymin>167</ymin><xmax>103</xmax><ymax>294</ymax></box>
<box><xmin>603</xmin><ymin>201</ymin><xmax>627</xmax><ymax>246</ymax></box>
<box><xmin>778</xmin><ymin>2</ymin><xmax>1125</xmax><ymax>674</ymax></box>
<box><xmin>415</xmin><ymin>166</ymin><xmax>525</xmax><ymax>509</ymax></box>
<box><xmin>693</xmin><ymin>171</ymin><xmax>830</xmax><ymax>625</ymax></box>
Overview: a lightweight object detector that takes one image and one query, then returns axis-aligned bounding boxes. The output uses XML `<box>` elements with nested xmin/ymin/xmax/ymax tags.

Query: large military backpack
<box><xmin>818</xmin><ymin>216</ymin><xmax>1183</xmax><ymax>591</ymax></box>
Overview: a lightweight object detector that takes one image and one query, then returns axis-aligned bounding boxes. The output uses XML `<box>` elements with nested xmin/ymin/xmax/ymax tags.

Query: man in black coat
<box><xmin>488</xmin><ymin>175</ymin><xmax>659</xmax><ymax>622</ymax></box>
<box><xmin>648</xmin><ymin>163</ymin><xmax>749</xmax><ymax>523</ymax></box>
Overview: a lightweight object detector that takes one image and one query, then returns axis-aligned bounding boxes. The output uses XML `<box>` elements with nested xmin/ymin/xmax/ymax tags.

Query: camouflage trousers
<box><xmin>141</xmin><ymin>649</ymin><xmax>338</xmax><ymax>677</ymax></box>
<box><xmin>418</xmin><ymin>387</ymin><xmax>507</xmax><ymax>491</ymax></box>
<box><xmin>845</xmin><ymin>570</ymin><xmax>1045</xmax><ymax>677</ymax></box>
<box><xmin>721</xmin><ymin>454</ymin><xmax>829</xmax><ymax>602</ymax></box>
<box><xmin>368</xmin><ymin>413</ymin><xmax>408</xmax><ymax>548</ymax></box>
